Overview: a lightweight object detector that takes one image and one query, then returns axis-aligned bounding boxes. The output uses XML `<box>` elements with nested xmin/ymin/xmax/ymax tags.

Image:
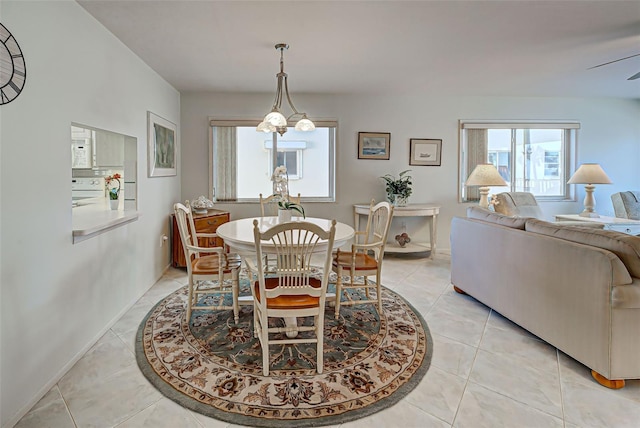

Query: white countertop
<box><xmin>72</xmin><ymin>198</ymin><xmax>139</xmax><ymax>243</ymax></box>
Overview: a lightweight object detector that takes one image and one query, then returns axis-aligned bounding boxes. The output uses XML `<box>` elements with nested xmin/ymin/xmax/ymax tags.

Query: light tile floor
<box><xmin>16</xmin><ymin>253</ymin><xmax>640</xmax><ymax>428</ymax></box>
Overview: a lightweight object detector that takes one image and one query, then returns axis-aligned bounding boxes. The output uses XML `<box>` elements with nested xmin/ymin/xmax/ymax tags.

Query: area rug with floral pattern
<box><xmin>135</xmin><ymin>272</ymin><xmax>432</xmax><ymax>427</ymax></box>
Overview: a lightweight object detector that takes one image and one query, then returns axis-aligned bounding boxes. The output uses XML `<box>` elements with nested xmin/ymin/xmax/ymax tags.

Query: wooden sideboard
<box><xmin>171</xmin><ymin>209</ymin><xmax>230</xmax><ymax>268</ymax></box>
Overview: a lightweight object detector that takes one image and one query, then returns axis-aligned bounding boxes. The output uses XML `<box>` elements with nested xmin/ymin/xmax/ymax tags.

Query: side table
<box><xmin>354</xmin><ymin>203</ymin><xmax>440</xmax><ymax>258</ymax></box>
<box><xmin>555</xmin><ymin>214</ymin><xmax>640</xmax><ymax>235</ymax></box>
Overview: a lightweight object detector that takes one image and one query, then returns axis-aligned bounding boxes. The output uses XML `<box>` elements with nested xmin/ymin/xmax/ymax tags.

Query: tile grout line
<box><xmin>56</xmin><ymin>384</ymin><xmax>79</xmax><ymax>428</ymax></box>
<box><xmin>449</xmin><ymin>307</ymin><xmax>490</xmax><ymax>426</ymax></box>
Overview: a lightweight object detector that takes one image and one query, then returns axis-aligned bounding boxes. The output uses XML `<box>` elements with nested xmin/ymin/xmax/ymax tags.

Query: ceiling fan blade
<box><xmin>628</xmin><ymin>71</ymin><xmax>640</xmax><ymax>81</ymax></box>
<box><xmin>588</xmin><ymin>53</ymin><xmax>640</xmax><ymax>70</ymax></box>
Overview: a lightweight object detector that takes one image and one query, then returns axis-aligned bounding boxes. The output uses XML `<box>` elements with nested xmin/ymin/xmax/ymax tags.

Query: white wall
<box><xmin>182</xmin><ymin>93</ymin><xmax>640</xmax><ymax>246</ymax></box>
<box><xmin>0</xmin><ymin>2</ymin><xmax>181</xmax><ymax>426</ymax></box>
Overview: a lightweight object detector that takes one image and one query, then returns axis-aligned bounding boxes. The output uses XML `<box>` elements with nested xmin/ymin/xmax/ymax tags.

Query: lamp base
<box><xmin>579</xmin><ymin>211</ymin><xmax>600</xmax><ymax>218</ymax></box>
<box><xmin>477</xmin><ymin>186</ymin><xmax>490</xmax><ymax>209</ymax></box>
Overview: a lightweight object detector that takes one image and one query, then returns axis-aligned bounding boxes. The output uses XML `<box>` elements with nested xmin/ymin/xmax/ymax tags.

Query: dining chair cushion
<box><xmin>253</xmin><ymin>277</ymin><xmax>322</xmax><ymax>309</ymax></box>
<box><xmin>191</xmin><ymin>253</ymin><xmax>242</xmax><ymax>275</ymax></box>
<box><xmin>333</xmin><ymin>252</ymin><xmax>379</xmax><ymax>271</ymax></box>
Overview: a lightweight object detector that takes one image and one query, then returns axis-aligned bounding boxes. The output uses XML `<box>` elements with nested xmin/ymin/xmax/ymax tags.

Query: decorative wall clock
<box><xmin>0</xmin><ymin>22</ymin><xmax>26</xmax><ymax>105</ymax></box>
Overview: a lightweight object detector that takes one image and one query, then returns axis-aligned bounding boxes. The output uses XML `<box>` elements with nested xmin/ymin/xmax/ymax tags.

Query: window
<box><xmin>265</xmin><ymin>140</ymin><xmax>305</xmax><ymax>179</ymax></box>
<box><xmin>210</xmin><ymin>119</ymin><xmax>336</xmax><ymax>202</ymax></box>
<box><xmin>459</xmin><ymin>121</ymin><xmax>579</xmax><ymax>202</ymax></box>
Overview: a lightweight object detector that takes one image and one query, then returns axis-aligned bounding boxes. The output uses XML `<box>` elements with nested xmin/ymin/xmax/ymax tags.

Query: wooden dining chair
<box><xmin>174</xmin><ymin>202</ymin><xmax>242</xmax><ymax>323</ymax></box>
<box><xmin>332</xmin><ymin>200</ymin><xmax>394</xmax><ymax>319</ymax></box>
<box><xmin>259</xmin><ymin>193</ymin><xmax>301</xmax><ymax>217</ymax></box>
<box><xmin>245</xmin><ymin>219</ymin><xmax>336</xmax><ymax>376</ymax></box>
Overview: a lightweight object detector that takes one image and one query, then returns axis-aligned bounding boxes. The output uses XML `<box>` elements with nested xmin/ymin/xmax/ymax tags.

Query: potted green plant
<box><xmin>380</xmin><ymin>170</ymin><xmax>412</xmax><ymax>206</ymax></box>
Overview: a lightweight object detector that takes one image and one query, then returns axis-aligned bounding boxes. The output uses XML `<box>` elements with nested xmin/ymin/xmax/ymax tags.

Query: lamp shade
<box><xmin>465</xmin><ymin>163</ymin><xmax>508</xmax><ymax>187</ymax></box>
<box><xmin>567</xmin><ymin>163</ymin><xmax>612</xmax><ymax>185</ymax></box>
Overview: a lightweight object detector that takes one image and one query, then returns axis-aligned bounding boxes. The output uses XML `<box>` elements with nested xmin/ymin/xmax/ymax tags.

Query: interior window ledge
<box><xmin>72</xmin><ymin>203</ymin><xmax>139</xmax><ymax>244</ymax></box>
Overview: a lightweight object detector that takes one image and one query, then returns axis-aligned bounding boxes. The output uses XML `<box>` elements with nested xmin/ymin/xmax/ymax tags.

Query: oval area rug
<box><xmin>136</xmin><ymin>275</ymin><xmax>432</xmax><ymax>427</ymax></box>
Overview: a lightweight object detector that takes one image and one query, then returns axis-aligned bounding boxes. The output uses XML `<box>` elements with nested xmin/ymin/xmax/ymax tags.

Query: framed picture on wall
<box><xmin>148</xmin><ymin>111</ymin><xmax>177</xmax><ymax>177</ymax></box>
<box><xmin>410</xmin><ymin>138</ymin><xmax>442</xmax><ymax>166</ymax></box>
<box><xmin>358</xmin><ymin>132</ymin><xmax>390</xmax><ymax>160</ymax></box>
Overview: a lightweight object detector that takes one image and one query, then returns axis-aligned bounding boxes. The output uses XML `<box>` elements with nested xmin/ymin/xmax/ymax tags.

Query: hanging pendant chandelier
<box><xmin>257</xmin><ymin>43</ymin><xmax>315</xmax><ymax>136</ymax></box>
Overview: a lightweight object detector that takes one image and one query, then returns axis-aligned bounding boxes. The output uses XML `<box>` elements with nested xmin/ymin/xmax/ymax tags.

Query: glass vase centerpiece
<box><xmin>380</xmin><ymin>170</ymin><xmax>412</xmax><ymax>207</ymax></box>
<box><xmin>272</xmin><ymin>166</ymin><xmax>305</xmax><ymax>222</ymax></box>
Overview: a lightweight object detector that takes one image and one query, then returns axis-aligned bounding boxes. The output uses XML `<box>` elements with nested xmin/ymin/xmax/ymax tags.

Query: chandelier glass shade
<box><xmin>257</xmin><ymin>43</ymin><xmax>315</xmax><ymax>136</ymax></box>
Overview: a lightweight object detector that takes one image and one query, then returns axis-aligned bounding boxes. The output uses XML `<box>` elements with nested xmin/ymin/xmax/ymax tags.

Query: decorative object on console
<box><xmin>465</xmin><ymin>163</ymin><xmax>508</xmax><ymax>209</ymax></box>
<box><xmin>358</xmin><ymin>132</ymin><xmax>390</xmax><ymax>160</ymax></box>
<box><xmin>147</xmin><ymin>111</ymin><xmax>177</xmax><ymax>177</ymax></box>
<box><xmin>380</xmin><ymin>170</ymin><xmax>412</xmax><ymax>206</ymax></box>
<box><xmin>190</xmin><ymin>196</ymin><xmax>214</xmax><ymax>214</ymax></box>
<box><xmin>256</xmin><ymin>43</ymin><xmax>315</xmax><ymax>136</ymax></box>
<box><xmin>409</xmin><ymin>139</ymin><xmax>442</xmax><ymax>166</ymax></box>
<box><xmin>395</xmin><ymin>232</ymin><xmax>411</xmax><ymax>247</ymax></box>
<box><xmin>567</xmin><ymin>163</ymin><xmax>612</xmax><ymax>218</ymax></box>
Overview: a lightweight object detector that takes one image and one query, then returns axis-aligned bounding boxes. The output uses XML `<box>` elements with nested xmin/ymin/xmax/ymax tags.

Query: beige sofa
<box><xmin>451</xmin><ymin>207</ymin><xmax>640</xmax><ymax>388</ymax></box>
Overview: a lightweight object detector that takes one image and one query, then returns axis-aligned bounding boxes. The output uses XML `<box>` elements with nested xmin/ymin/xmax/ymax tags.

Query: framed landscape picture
<box><xmin>410</xmin><ymin>138</ymin><xmax>442</xmax><ymax>166</ymax></box>
<box><xmin>358</xmin><ymin>132</ymin><xmax>390</xmax><ymax>160</ymax></box>
<box><xmin>148</xmin><ymin>112</ymin><xmax>177</xmax><ymax>177</ymax></box>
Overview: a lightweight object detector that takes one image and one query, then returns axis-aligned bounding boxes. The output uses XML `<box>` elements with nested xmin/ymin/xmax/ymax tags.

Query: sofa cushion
<box><xmin>526</xmin><ymin>219</ymin><xmax>640</xmax><ymax>278</ymax></box>
<box><xmin>466</xmin><ymin>206</ymin><xmax>528</xmax><ymax>229</ymax></box>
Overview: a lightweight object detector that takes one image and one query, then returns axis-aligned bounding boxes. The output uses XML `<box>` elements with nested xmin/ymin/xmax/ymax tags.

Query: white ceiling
<box><xmin>77</xmin><ymin>0</ymin><xmax>640</xmax><ymax>99</ymax></box>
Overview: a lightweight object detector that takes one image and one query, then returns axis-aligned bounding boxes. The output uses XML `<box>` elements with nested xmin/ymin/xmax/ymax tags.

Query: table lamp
<box><xmin>465</xmin><ymin>163</ymin><xmax>508</xmax><ymax>208</ymax></box>
<box><xmin>567</xmin><ymin>163</ymin><xmax>612</xmax><ymax>218</ymax></box>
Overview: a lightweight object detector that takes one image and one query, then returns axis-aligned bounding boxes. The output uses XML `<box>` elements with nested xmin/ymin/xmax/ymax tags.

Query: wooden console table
<box><xmin>171</xmin><ymin>209</ymin><xmax>230</xmax><ymax>267</ymax></box>
<box><xmin>555</xmin><ymin>214</ymin><xmax>640</xmax><ymax>235</ymax></box>
<box><xmin>354</xmin><ymin>203</ymin><xmax>440</xmax><ymax>258</ymax></box>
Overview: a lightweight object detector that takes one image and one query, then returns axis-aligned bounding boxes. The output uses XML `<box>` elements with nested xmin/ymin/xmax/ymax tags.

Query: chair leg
<box><xmin>261</xmin><ymin>316</ymin><xmax>270</xmax><ymax>376</ymax></box>
<box><xmin>365</xmin><ymin>277</ymin><xmax>371</xmax><ymax>299</ymax></box>
<box><xmin>186</xmin><ymin>279</ymin><xmax>195</xmax><ymax>323</ymax></box>
<box><xmin>335</xmin><ymin>267</ymin><xmax>343</xmax><ymax>319</ymax></box>
<box><xmin>316</xmin><ymin>314</ymin><xmax>324</xmax><ymax>374</ymax></box>
<box><xmin>253</xmin><ymin>305</ymin><xmax>259</xmax><ymax>338</ymax></box>
<box><xmin>232</xmin><ymin>272</ymin><xmax>240</xmax><ymax>324</ymax></box>
<box><xmin>376</xmin><ymin>278</ymin><xmax>383</xmax><ymax>314</ymax></box>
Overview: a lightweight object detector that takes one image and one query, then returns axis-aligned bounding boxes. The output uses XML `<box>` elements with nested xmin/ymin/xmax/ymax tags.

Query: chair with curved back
<box><xmin>493</xmin><ymin>192</ymin><xmax>544</xmax><ymax>218</ymax></box>
<box><xmin>259</xmin><ymin>193</ymin><xmax>301</xmax><ymax>217</ymax></box>
<box><xmin>612</xmin><ymin>191</ymin><xmax>640</xmax><ymax>220</ymax></box>
<box><xmin>332</xmin><ymin>200</ymin><xmax>394</xmax><ymax>319</ymax></box>
<box><xmin>174</xmin><ymin>202</ymin><xmax>242</xmax><ymax>323</ymax></box>
<box><xmin>245</xmin><ymin>219</ymin><xmax>336</xmax><ymax>376</ymax></box>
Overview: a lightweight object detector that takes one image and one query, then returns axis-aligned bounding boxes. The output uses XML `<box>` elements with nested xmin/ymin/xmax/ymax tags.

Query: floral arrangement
<box><xmin>380</xmin><ymin>170</ymin><xmax>413</xmax><ymax>202</ymax></box>
<box><xmin>105</xmin><ymin>173</ymin><xmax>121</xmax><ymax>200</ymax></box>
<box><xmin>272</xmin><ymin>166</ymin><xmax>305</xmax><ymax>217</ymax></box>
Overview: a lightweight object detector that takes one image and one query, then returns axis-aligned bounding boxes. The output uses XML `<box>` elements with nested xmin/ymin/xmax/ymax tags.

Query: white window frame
<box><xmin>459</xmin><ymin>120</ymin><xmax>580</xmax><ymax>203</ymax></box>
<box><xmin>264</xmin><ymin>140</ymin><xmax>305</xmax><ymax>180</ymax></box>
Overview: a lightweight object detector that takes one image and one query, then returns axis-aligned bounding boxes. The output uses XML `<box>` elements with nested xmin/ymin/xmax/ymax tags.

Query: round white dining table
<box><xmin>216</xmin><ymin>216</ymin><xmax>355</xmax><ymax>254</ymax></box>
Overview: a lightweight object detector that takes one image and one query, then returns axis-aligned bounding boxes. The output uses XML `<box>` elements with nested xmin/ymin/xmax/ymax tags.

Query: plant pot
<box><xmin>109</xmin><ymin>198</ymin><xmax>120</xmax><ymax>210</ymax></box>
<box><xmin>388</xmin><ymin>194</ymin><xmax>408</xmax><ymax>207</ymax></box>
<box><xmin>278</xmin><ymin>209</ymin><xmax>292</xmax><ymax>223</ymax></box>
